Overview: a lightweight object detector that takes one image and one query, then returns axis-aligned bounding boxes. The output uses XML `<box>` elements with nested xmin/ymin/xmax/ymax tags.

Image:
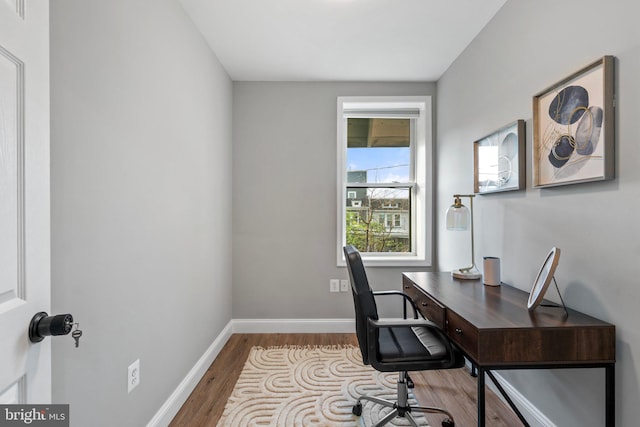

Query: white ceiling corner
<box><xmin>178</xmin><ymin>0</ymin><xmax>506</xmax><ymax>82</ymax></box>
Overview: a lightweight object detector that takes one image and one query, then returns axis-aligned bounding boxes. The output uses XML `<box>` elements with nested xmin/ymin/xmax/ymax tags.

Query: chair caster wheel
<box><xmin>442</xmin><ymin>418</ymin><xmax>454</xmax><ymax>427</ymax></box>
<box><xmin>352</xmin><ymin>402</ymin><xmax>363</xmax><ymax>416</ymax></box>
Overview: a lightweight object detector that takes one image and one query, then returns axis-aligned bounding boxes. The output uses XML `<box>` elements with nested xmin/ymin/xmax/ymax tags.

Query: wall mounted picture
<box><xmin>474</xmin><ymin>120</ymin><xmax>525</xmax><ymax>194</ymax></box>
<box><xmin>533</xmin><ymin>56</ymin><xmax>615</xmax><ymax>188</ymax></box>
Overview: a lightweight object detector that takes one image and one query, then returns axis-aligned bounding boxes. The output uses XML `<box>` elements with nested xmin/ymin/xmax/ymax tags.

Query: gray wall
<box><xmin>437</xmin><ymin>0</ymin><xmax>640</xmax><ymax>425</ymax></box>
<box><xmin>232</xmin><ymin>82</ymin><xmax>435</xmax><ymax>320</ymax></box>
<box><xmin>50</xmin><ymin>1</ymin><xmax>233</xmax><ymax>426</ymax></box>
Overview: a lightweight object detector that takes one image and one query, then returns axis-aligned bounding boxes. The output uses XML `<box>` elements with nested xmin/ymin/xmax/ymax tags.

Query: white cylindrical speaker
<box><xmin>483</xmin><ymin>257</ymin><xmax>501</xmax><ymax>286</ymax></box>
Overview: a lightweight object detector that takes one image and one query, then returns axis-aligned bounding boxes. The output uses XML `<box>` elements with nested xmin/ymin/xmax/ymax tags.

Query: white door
<box><xmin>0</xmin><ymin>1</ymin><xmax>51</xmax><ymax>403</ymax></box>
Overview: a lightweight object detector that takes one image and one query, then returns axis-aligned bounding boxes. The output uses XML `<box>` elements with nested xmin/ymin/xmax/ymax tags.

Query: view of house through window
<box><xmin>337</xmin><ymin>96</ymin><xmax>431</xmax><ymax>267</ymax></box>
<box><xmin>345</xmin><ymin>118</ymin><xmax>412</xmax><ymax>253</ymax></box>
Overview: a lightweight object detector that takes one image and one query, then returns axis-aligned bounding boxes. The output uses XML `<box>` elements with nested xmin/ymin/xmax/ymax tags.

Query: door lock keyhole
<box><xmin>28</xmin><ymin>312</ymin><xmax>73</xmax><ymax>343</ymax></box>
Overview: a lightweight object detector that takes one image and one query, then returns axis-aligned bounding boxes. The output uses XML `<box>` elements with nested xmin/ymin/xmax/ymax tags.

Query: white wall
<box><xmin>49</xmin><ymin>1</ymin><xmax>233</xmax><ymax>426</ymax></box>
<box><xmin>232</xmin><ymin>82</ymin><xmax>435</xmax><ymax>320</ymax></box>
<box><xmin>437</xmin><ymin>0</ymin><xmax>640</xmax><ymax>425</ymax></box>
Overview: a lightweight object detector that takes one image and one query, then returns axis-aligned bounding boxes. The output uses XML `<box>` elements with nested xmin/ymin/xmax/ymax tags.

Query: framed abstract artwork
<box><xmin>473</xmin><ymin>120</ymin><xmax>525</xmax><ymax>194</ymax></box>
<box><xmin>533</xmin><ymin>56</ymin><xmax>615</xmax><ymax>188</ymax></box>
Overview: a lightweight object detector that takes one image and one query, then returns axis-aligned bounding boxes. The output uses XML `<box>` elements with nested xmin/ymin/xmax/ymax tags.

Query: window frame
<box><xmin>336</xmin><ymin>96</ymin><xmax>433</xmax><ymax>267</ymax></box>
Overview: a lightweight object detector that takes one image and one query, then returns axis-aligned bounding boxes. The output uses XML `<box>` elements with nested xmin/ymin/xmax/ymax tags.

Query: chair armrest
<box><xmin>372</xmin><ymin>291</ymin><xmax>420</xmax><ymax>319</ymax></box>
<box><xmin>367</xmin><ymin>317</ymin><xmax>439</xmax><ymax>330</ymax></box>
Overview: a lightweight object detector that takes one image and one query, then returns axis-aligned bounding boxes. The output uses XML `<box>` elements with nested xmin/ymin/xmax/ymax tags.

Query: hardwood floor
<box><xmin>169</xmin><ymin>334</ymin><xmax>521</xmax><ymax>427</ymax></box>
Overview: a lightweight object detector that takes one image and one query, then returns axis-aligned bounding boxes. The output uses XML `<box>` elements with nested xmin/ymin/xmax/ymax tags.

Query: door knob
<box><xmin>29</xmin><ymin>312</ymin><xmax>74</xmax><ymax>343</ymax></box>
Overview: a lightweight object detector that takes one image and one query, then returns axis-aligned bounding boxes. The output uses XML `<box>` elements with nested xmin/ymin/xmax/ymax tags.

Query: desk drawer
<box><xmin>403</xmin><ymin>283</ymin><xmax>446</xmax><ymax>329</ymax></box>
<box><xmin>446</xmin><ymin>310</ymin><xmax>479</xmax><ymax>359</ymax></box>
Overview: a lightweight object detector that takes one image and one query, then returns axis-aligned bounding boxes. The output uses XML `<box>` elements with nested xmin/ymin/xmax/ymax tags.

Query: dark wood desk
<box><xmin>402</xmin><ymin>272</ymin><xmax>616</xmax><ymax>427</ymax></box>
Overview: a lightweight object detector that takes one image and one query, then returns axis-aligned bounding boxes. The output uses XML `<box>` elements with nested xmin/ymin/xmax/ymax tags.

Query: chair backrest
<box><xmin>343</xmin><ymin>245</ymin><xmax>378</xmax><ymax>365</ymax></box>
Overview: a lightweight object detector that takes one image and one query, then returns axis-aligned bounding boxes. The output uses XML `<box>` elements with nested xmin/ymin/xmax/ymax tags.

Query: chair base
<box><xmin>352</xmin><ymin>372</ymin><xmax>455</xmax><ymax>427</ymax></box>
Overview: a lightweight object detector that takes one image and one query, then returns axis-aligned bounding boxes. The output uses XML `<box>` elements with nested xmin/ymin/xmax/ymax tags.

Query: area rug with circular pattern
<box><xmin>217</xmin><ymin>345</ymin><xmax>429</xmax><ymax>426</ymax></box>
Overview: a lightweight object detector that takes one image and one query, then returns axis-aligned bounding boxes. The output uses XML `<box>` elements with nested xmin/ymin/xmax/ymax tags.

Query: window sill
<box><xmin>337</xmin><ymin>254</ymin><xmax>432</xmax><ymax>268</ymax></box>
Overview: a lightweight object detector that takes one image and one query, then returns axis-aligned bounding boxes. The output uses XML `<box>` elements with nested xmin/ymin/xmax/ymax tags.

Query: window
<box><xmin>376</xmin><ymin>213</ymin><xmax>404</xmax><ymax>229</ymax></box>
<box><xmin>337</xmin><ymin>96</ymin><xmax>432</xmax><ymax>266</ymax></box>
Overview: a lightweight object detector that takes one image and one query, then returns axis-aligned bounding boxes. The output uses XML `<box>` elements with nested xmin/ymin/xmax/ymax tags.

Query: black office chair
<box><xmin>343</xmin><ymin>245</ymin><xmax>465</xmax><ymax>427</ymax></box>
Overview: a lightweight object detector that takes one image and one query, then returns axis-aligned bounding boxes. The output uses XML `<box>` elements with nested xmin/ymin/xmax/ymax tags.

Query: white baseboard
<box><xmin>487</xmin><ymin>371</ymin><xmax>556</xmax><ymax>427</ymax></box>
<box><xmin>231</xmin><ymin>318</ymin><xmax>355</xmax><ymax>334</ymax></box>
<box><xmin>148</xmin><ymin>318</ymin><xmax>553</xmax><ymax>427</ymax></box>
<box><xmin>466</xmin><ymin>358</ymin><xmax>555</xmax><ymax>427</ymax></box>
<box><xmin>146</xmin><ymin>320</ymin><xmax>233</xmax><ymax>427</ymax></box>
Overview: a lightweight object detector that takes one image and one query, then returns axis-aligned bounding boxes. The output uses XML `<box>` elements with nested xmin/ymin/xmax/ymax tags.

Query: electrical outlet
<box><xmin>330</xmin><ymin>279</ymin><xmax>340</xmax><ymax>293</ymax></box>
<box><xmin>128</xmin><ymin>359</ymin><xmax>140</xmax><ymax>393</ymax></box>
<box><xmin>340</xmin><ymin>280</ymin><xmax>349</xmax><ymax>292</ymax></box>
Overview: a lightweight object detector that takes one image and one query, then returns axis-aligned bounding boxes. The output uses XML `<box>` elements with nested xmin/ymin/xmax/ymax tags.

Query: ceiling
<box><xmin>178</xmin><ymin>0</ymin><xmax>506</xmax><ymax>82</ymax></box>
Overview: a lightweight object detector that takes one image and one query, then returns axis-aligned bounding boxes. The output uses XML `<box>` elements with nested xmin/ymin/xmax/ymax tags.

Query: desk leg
<box><xmin>477</xmin><ymin>367</ymin><xmax>485</xmax><ymax>427</ymax></box>
<box><xmin>606</xmin><ymin>364</ymin><xmax>615</xmax><ymax>427</ymax></box>
<box><xmin>470</xmin><ymin>362</ymin><xmax>478</xmax><ymax>377</ymax></box>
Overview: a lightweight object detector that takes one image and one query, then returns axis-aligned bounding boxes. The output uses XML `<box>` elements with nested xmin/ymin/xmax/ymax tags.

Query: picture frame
<box><xmin>473</xmin><ymin>120</ymin><xmax>525</xmax><ymax>194</ymax></box>
<box><xmin>532</xmin><ymin>56</ymin><xmax>615</xmax><ymax>188</ymax></box>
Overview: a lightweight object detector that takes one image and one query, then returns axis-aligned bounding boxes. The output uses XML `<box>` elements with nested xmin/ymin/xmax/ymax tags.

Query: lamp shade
<box><xmin>446</xmin><ymin>203</ymin><xmax>470</xmax><ymax>230</ymax></box>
